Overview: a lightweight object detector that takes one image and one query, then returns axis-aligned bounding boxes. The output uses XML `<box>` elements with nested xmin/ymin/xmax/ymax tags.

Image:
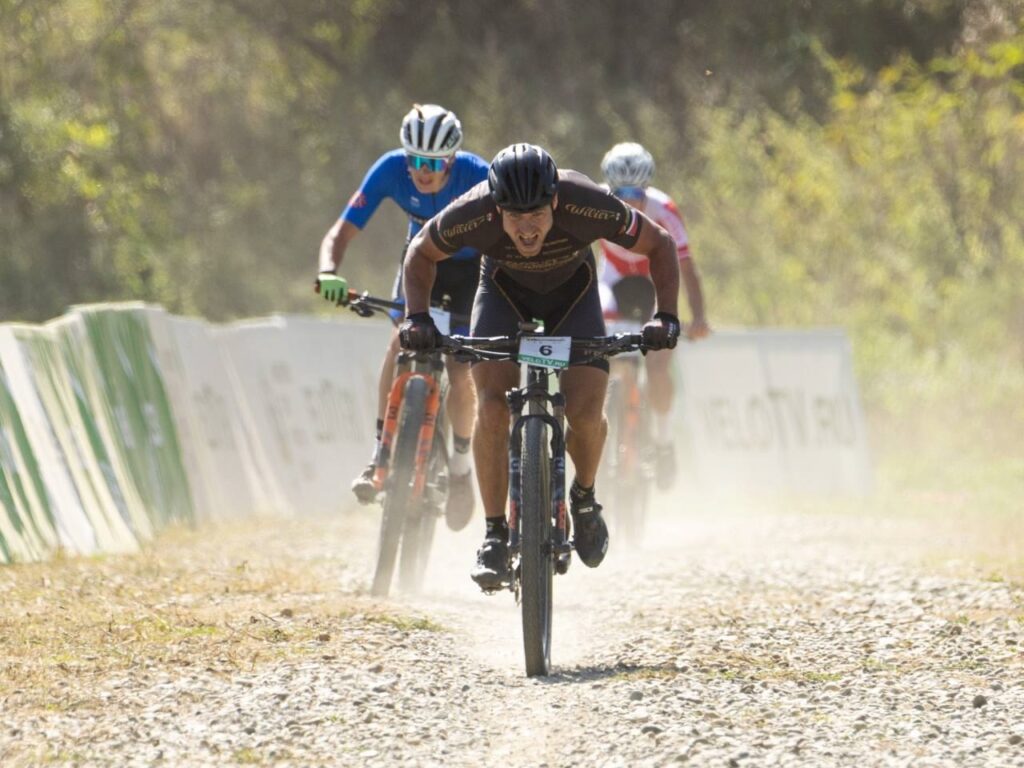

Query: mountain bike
<box><xmin>602</xmin><ymin>319</ymin><xmax>654</xmax><ymax>548</ymax></box>
<box><xmin>440</xmin><ymin>326</ymin><xmax>648</xmax><ymax>676</ymax></box>
<box><xmin>345</xmin><ymin>290</ymin><xmax>461</xmax><ymax>597</ymax></box>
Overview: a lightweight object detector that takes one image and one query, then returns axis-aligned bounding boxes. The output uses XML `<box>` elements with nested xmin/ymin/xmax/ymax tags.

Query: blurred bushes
<box><xmin>1</xmin><ymin>0</ymin><xmax>1022</xmax><ymax>445</ymax></box>
<box><xmin>683</xmin><ymin>30</ymin><xmax>1024</xmax><ymax>443</ymax></box>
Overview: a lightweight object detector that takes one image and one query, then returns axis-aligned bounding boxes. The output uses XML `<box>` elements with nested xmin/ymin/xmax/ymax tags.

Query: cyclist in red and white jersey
<box><xmin>598</xmin><ymin>142</ymin><xmax>710</xmax><ymax>490</ymax></box>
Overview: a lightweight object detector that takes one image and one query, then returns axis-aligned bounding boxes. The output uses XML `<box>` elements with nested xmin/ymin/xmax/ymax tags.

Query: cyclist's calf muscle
<box><xmin>471</xmin><ymin>360</ymin><xmax>519</xmax><ymax>520</ymax></box>
<box><xmin>559</xmin><ymin>366</ymin><xmax>609</xmax><ymax>489</ymax></box>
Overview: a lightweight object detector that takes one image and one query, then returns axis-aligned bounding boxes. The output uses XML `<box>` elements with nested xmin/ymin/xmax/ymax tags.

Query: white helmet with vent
<box><xmin>601</xmin><ymin>142</ymin><xmax>655</xmax><ymax>189</ymax></box>
<box><xmin>400</xmin><ymin>104</ymin><xmax>463</xmax><ymax>158</ymax></box>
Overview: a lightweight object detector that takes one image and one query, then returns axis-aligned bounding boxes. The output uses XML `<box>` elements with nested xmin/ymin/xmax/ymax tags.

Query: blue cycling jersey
<box><xmin>340</xmin><ymin>149</ymin><xmax>489</xmax><ymax>262</ymax></box>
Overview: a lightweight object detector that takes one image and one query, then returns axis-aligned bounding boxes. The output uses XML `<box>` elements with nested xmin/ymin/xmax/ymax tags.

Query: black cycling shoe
<box><xmin>470</xmin><ymin>535</ymin><xmax>511</xmax><ymax>592</ymax></box>
<box><xmin>571</xmin><ymin>496</ymin><xmax>609</xmax><ymax>568</ymax></box>
<box><xmin>654</xmin><ymin>443</ymin><xmax>677</xmax><ymax>491</ymax></box>
<box><xmin>444</xmin><ymin>471</ymin><xmax>475</xmax><ymax>531</ymax></box>
<box><xmin>350</xmin><ymin>463</ymin><xmax>378</xmax><ymax>504</ymax></box>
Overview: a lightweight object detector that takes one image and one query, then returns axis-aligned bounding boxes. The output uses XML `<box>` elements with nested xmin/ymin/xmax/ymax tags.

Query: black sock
<box><xmin>485</xmin><ymin>517</ymin><xmax>509</xmax><ymax>541</ymax></box>
<box><xmin>570</xmin><ymin>480</ymin><xmax>594</xmax><ymax>502</ymax></box>
<box><xmin>453</xmin><ymin>434</ymin><xmax>471</xmax><ymax>453</ymax></box>
<box><xmin>375</xmin><ymin>418</ymin><xmax>384</xmax><ymax>441</ymax></box>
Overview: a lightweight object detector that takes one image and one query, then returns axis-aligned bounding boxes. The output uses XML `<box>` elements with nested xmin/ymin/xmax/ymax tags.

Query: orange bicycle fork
<box><xmin>374</xmin><ymin>371</ymin><xmax>443</xmax><ymax>496</ymax></box>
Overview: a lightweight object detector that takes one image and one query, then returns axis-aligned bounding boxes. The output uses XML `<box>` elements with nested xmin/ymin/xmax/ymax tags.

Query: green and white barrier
<box><xmin>0</xmin><ymin>301</ymin><xmax>869</xmax><ymax>564</ymax></box>
<box><xmin>0</xmin><ymin>331</ymin><xmax>61</xmax><ymax>562</ymax></box>
<box><xmin>0</xmin><ymin>326</ymin><xmax>97</xmax><ymax>556</ymax></box>
<box><xmin>74</xmin><ymin>305</ymin><xmax>194</xmax><ymax>529</ymax></box>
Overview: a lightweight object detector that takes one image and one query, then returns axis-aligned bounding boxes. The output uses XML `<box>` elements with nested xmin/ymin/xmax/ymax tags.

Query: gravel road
<box><xmin>1</xmin><ymin>494</ymin><xmax>1022</xmax><ymax>767</ymax></box>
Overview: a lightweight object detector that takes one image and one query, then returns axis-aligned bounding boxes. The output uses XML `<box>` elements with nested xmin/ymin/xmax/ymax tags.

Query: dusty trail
<box><xmin>1</xmin><ymin>492</ymin><xmax>1022</xmax><ymax>767</ymax></box>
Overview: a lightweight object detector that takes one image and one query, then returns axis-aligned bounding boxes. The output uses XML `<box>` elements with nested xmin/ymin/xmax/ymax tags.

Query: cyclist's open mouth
<box><xmin>516</xmin><ymin>233</ymin><xmax>541</xmax><ymax>254</ymax></box>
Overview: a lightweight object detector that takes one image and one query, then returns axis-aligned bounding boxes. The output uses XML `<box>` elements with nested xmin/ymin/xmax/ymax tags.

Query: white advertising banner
<box><xmin>217</xmin><ymin>315</ymin><xmax>390</xmax><ymax>517</ymax></box>
<box><xmin>144</xmin><ymin>308</ymin><xmax>271</xmax><ymax>521</ymax></box>
<box><xmin>675</xmin><ymin>329</ymin><xmax>872</xmax><ymax>494</ymax></box>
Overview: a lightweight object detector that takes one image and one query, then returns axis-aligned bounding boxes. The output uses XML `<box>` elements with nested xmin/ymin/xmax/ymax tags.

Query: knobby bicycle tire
<box><xmin>371</xmin><ymin>377</ymin><xmax>428</xmax><ymax>597</ymax></box>
<box><xmin>521</xmin><ymin>416</ymin><xmax>553</xmax><ymax>677</ymax></box>
<box><xmin>398</xmin><ymin>419</ymin><xmax>445</xmax><ymax>593</ymax></box>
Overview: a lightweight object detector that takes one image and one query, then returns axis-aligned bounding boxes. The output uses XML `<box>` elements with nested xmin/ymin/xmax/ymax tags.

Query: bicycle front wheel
<box><xmin>520</xmin><ymin>417</ymin><xmax>553</xmax><ymax>677</ymax></box>
<box><xmin>398</xmin><ymin>421</ymin><xmax>445</xmax><ymax>593</ymax></box>
<box><xmin>371</xmin><ymin>377</ymin><xmax>427</xmax><ymax>598</ymax></box>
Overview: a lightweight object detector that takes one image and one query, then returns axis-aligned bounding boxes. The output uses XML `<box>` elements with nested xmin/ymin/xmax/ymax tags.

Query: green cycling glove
<box><xmin>317</xmin><ymin>273</ymin><xmax>348</xmax><ymax>305</ymax></box>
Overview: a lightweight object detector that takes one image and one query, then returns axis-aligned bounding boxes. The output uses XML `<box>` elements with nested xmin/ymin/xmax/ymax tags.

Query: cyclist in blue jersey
<box><xmin>315</xmin><ymin>104</ymin><xmax>488</xmax><ymax>530</ymax></box>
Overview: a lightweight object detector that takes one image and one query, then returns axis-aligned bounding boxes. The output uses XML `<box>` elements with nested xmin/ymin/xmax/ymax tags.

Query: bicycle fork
<box><xmin>506</xmin><ymin>386</ymin><xmax>572</xmax><ymax>585</ymax></box>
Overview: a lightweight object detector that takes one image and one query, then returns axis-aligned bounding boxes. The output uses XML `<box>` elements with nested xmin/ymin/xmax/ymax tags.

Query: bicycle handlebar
<box><xmin>344</xmin><ymin>290</ymin><xmax>471</xmax><ymax>327</ymax></box>
<box><xmin>438</xmin><ymin>333</ymin><xmax>648</xmax><ymax>366</ymax></box>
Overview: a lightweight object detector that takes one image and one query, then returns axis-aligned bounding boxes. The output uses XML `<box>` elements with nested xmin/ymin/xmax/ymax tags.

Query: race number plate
<box><xmin>429</xmin><ymin>308</ymin><xmax>451</xmax><ymax>335</ymax></box>
<box><xmin>518</xmin><ymin>336</ymin><xmax>571</xmax><ymax>369</ymax></box>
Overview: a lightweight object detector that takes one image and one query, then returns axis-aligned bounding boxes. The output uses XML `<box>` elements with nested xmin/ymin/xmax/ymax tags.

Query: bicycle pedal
<box><xmin>555</xmin><ymin>552</ymin><xmax>571</xmax><ymax>575</ymax></box>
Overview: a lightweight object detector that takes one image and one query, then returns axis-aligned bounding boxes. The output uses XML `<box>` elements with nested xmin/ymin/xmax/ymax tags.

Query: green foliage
<box><xmin>1</xmin><ymin>0</ymin><xmax>1022</xmax><ymax>459</ymax></box>
<box><xmin>683</xmin><ymin>28</ymin><xmax>1024</xmax><ymax>448</ymax></box>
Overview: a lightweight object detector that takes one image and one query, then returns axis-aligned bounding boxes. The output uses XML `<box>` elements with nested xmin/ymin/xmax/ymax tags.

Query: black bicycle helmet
<box><xmin>488</xmin><ymin>143</ymin><xmax>559</xmax><ymax>211</ymax></box>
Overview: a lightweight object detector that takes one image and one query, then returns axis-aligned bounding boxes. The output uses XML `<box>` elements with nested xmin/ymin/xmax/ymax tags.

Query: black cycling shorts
<box><xmin>471</xmin><ymin>258</ymin><xmax>609</xmax><ymax>372</ymax></box>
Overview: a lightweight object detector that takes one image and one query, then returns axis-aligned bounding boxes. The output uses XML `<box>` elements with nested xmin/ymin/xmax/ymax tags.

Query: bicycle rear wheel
<box><xmin>521</xmin><ymin>417</ymin><xmax>553</xmax><ymax>677</ymax></box>
<box><xmin>371</xmin><ymin>377</ymin><xmax>427</xmax><ymax>597</ymax></box>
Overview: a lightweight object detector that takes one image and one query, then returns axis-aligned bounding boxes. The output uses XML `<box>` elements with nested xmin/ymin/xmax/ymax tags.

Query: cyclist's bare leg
<box><xmin>644</xmin><ymin>348</ymin><xmax>673</xmax><ymax>415</ymax></box>
<box><xmin>376</xmin><ymin>330</ymin><xmax>401</xmax><ymax>421</ymax></box>
<box><xmin>471</xmin><ymin>360</ymin><xmax>519</xmax><ymax>520</ymax></box>
<box><xmin>351</xmin><ymin>329</ymin><xmax>401</xmax><ymax>502</ymax></box>
<box><xmin>559</xmin><ymin>366</ymin><xmax>609</xmax><ymax>487</ymax></box>
<box><xmin>444</xmin><ymin>356</ymin><xmax>478</xmax><ymax>529</ymax></box>
<box><xmin>444</xmin><ymin>357</ymin><xmax>476</xmax><ymax>440</ymax></box>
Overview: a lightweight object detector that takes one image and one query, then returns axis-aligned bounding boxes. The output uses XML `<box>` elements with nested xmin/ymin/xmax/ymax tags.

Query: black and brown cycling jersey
<box><xmin>427</xmin><ymin>170</ymin><xmax>644</xmax><ymax>294</ymax></box>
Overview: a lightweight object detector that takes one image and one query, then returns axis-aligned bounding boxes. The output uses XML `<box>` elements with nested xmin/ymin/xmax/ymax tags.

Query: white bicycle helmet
<box><xmin>601</xmin><ymin>142</ymin><xmax>655</xmax><ymax>189</ymax></box>
<box><xmin>400</xmin><ymin>104</ymin><xmax>463</xmax><ymax>158</ymax></box>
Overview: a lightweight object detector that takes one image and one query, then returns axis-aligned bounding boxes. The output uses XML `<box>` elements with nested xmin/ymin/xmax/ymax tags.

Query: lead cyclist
<box><xmin>598</xmin><ymin>142</ymin><xmax>710</xmax><ymax>490</ymax></box>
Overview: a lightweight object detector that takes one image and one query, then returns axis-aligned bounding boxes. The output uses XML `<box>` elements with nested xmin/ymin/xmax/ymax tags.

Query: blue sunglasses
<box><xmin>407</xmin><ymin>154</ymin><xmax>449</xmax><ymax>172</ymax></box>
<box><xmin>613</xmin><ymin>185</ymin><xmax>647</xmax><ymax>200</ymax></box>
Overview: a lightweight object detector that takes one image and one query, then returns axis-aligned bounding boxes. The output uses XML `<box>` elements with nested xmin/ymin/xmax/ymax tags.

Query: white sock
<box><xmin>449</xmin><ymin>448</ymin><xmax>471</xmax><ymax>476</ymax></box>
<box><xmin>651</xmin><ymin>413</ymin><xmax>673</xmax><ymax>447</ymax></box>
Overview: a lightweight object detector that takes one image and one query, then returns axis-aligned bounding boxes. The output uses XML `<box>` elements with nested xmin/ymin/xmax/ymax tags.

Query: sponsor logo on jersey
<box><xmin>564</xmin><ymin>203</ymin><xmax>621</xmax><ymax>221</ymax></box>
<box><xmin>348</xmin><ymin>191</ymin><xmax>367</xmax><ymax>209</ymax></box>
<box><xmin>502</xmin><ymin>253</ymin><xmax>579</xmax><ymax>271</ymax></box>
<box><xmin>442</xmin><ymin>214</ymin><xmax>488</xmax><ymax>240</ymax></box>
<box><xmin>410</xmin><ymin>196</ymin><xmax>420</xmax><ymax>207</ymax></box>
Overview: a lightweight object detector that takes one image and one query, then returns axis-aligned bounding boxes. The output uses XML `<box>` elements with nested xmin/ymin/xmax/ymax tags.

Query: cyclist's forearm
<box><xmin>647</xmin><ymin>234</ymin><xmax>680</xmax><ymax>317</ymax></box>
<box><xmin>403</xmin><ymin>249</ymin><xmax>438</xmax><ymax>315</ymax></box>
<box><xmin>319</xmin><ymin>219</ymin><xmax>359</xmax><ymax>273</ymax></box>
<box><xmin>681</xmin><ymin>259</ymin><xmax>706</xmax><ymax>324</ymax></box>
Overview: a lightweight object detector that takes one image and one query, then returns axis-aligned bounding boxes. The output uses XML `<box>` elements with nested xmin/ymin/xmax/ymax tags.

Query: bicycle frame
<box><xmin>506</xmin><ymin>366</ymin><xmax>572</xmax><ymax>579</ymax></box>
<box><xmin>608</xmin><ymin>354</ymin><xmax>646</xmax><ymax>475</ymax></box>
<box><xmin>375</xmin><ymin>351</ymin><xmax>446</xmax><ymax>500</ymax></box>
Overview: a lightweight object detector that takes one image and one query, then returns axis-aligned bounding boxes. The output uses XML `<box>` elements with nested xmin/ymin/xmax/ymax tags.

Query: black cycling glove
<box><xmin>642</xmin><ymin>311</ymin><xmax>681</xmax><ymax>351</ymax></box>
<box><xmin>399</xmin><ymin>312</ymin><xmax>439</xmax><ymax>351</ymax></box>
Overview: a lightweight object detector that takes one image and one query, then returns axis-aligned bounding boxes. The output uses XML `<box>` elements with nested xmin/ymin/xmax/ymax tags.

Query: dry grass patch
<box><xmin>0</xmin><ymin>516</ymin><xmax>445</xmax><ymax>712</ymax></box>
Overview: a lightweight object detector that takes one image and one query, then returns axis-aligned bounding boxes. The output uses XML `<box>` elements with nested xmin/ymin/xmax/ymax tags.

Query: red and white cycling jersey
<box><xmin>598</xmin><ymin>186</ymin><xmax>691</xmax><ymax>317</ymax></box>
